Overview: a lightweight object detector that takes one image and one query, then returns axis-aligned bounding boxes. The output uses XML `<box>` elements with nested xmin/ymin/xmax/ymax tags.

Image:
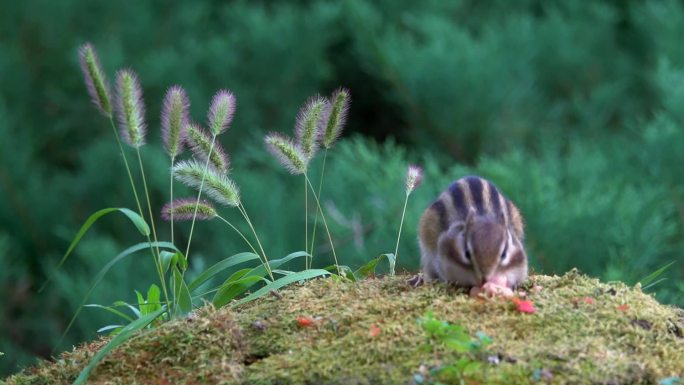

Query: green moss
<box><xmin>5</xmin><ymin>271</ymin><xmax>684</xmax><ymax>384</ymax></box>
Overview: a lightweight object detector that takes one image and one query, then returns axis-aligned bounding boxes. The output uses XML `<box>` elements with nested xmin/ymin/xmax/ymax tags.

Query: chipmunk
<box><xmin>418</xmin><ymin>176</ymin><xmax>528</xmax><ymax>290</ymax></box>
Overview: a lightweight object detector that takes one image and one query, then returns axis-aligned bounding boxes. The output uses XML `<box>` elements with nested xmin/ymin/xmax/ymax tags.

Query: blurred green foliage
<box><xmin>1</xmin><ymin>0</ymin><xmax>684</xmax><ymax>377</ymax></box>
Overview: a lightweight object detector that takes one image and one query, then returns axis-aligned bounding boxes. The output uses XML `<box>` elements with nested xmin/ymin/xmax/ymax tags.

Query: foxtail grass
<box><xmin>296</xmin><ymin>95</ymin><xmax>328</xmax><ymax>160</ymax></box>
<box><xmin>295</xmin><ymin>96</ymin><xmax>328</xmax><ymax>258</ymax></box>
<box><xmin>264</xmin><ymin>132</ymin><xmax>313</xmax><ymax>265</ymax></box>
<box><xmin>79</xmin><ymin>43</ymin><xmax>112</xmax><ymax>118</ymax></box>
<box><xmin>299</xmin><ymin>96</ymin><xmax>329</xmax><ymax>265</ymax></box>
<box><xmin>79</xmin><ymin>43</ymin><xmax>171</xmax><ymax>316</ymax></box>
<box><xmin>322</xmin><ymin>88</ymin><xmax>350</xmax><ymax>149</ymax></box>
<box><xmin>264</xmin><ymin>133</ymin><xmax>308</xmax><ymax>174</ymax></box>
<box><xmin>177</xmin><ymin>90</ymin><xmax>274</xmax><ymax>281</ymax></box>
<box><xmin>162</xmin><ymin>198</ymin><xmax>216</xmax><ymax>221</ymax></box>
<box><xmin>114</xmin><ymin>69</ymin><xmax>158</xmax><ymax>253</ymax></box>
<box><xmin>187</xmin><ymin>123</ymin><xmax>230</xmax><ymax>173</ymax></box>
<box><xmin>208</xmin><ymin>90</ymin><xmax>236</xmax><ymax>136</ymax></box>
<box><xmin>264</xmin><ymin>97</ymin><xmax>342</xmax><ymax>276</ymax></box>
<box><xmin>309</xmin><ymin>89</ymin><xmax>350</xmax><ymax>262</ymax></box>
<box><xmin>161</xmin><ymin>198</ymin><xmax>259</xmax><ymax>259</ymax></box>
<box><xmin>394</xmin><ymin>165</ymin><xmax>423</xmax><ymax>261</ymax></box>
<box><xmin>173</xmin><ymin>157</ymin><xmax>274</xmax><ymax>281</ymax></box>
<box><xmin>173</xmin><ymin>160</ymin><xmax>240</xmax><ymax>207</ymax></box>
<box><xmin>76</xmin><ymin>43</ymin><xmax>355</xmax><ymax>385</ymax></box>
<box><xmin>182</xmin><ymin>89</ymin><xmax>234</xmax><ymax>263</ymax></box>
<box><xmin>161</xmin><ymin>85</ymin><xmax>189</xmax><ymax>244</ymax></box>
<box><xmin>114</xmin><ymin>68</ymin><xmax>171</xmax><ymax>312</ymax></box>
<box><xmin>115</xmin><ymin>70</ymin><xmax>146</xmax><ymax>148</ymax></box>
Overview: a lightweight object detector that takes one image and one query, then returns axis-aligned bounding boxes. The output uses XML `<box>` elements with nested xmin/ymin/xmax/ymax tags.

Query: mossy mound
<box><xmin>5</xmin><ymin>271</ymin><xmax>684</xmax><ymax>384</ymax></box>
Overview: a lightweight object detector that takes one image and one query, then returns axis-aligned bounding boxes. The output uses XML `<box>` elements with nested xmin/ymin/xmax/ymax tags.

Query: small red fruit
<box><xmin>369</xmin><ymin>323</ymin><xmax>381</xmax><ymax>338</ymax></box>
<box><xmin>296</xmin><ymin>316</ymin><xmax>314</xmax><ymax>327</ymax></box>
<box><xmin>512</xmin><ymin>297</ymin><xmax>536</xmax><ymax>314</ymax></box>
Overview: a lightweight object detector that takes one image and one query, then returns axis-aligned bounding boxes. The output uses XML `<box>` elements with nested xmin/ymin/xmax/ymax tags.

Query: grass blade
<box><xmin>145</xmin><ymin>284</ymin><xmax>161</xmax><ymax>315</ymax></box>
<box><xmin>135</xmin><ymin>290</ymin><xmax>145</xmax><ymax>312</ymax></box>
<box><xmin>117</xmin><ymin>208</ymin><xmax>151</xmax><ymax>236</ymax></box>
<box><xmin>232</xmin><ymin>269</ymin><xmax>330</xmax><ymax>307</ymax></box>
<box><xmin>639</xmin><ymin>261</ymin><xmax>675</xmax><ymax>288</ymax></box>
<box><xmin>213</xmin><ymin>251</ymin><xmax>310</xmax><ymax>293</ymax></box>
<box><xmin>355</xmin><ymin>256</ymin><xmax>381</xmax><ymax>279</ymax></box>
<box><xmin>84</xmin><ymin>304</ymin><xmax>134</xmax><ymax>323</ymax></box>
<box><xmin>172</xmin><ymin>267</ymin><xmax>193</xmax><ymax>315</ymax></box>
<box><xmin>209</xmin><ymin>268</ymin><xmax>267</xmax><ymax>305</ymax></box>
<box><xmin>188</xmin><ymin>252</ymin><xmax>261</xmax><ymax>292</ymax></box>
<box><xmin>96</xmin><ymin>325</ymin><xmax>123</xmax><ymax>334</ymax></box>
<box><xmin>40</xmin><ymin>208</ymin><xmax>154</xmax><ymax>292</ymax></box>
<box><xmin>59</xmin><ymin>208</ymin><xmax>150</xmax><ymax>269</ymax></box>
<box><xmin>322</xmin><ymin>264</ymin><xmax>355</xmax><ymax>281</ymax></box>
<box><xmin>213</xmin><ymin>275</ymin><xmax>268</xmax><ymax>307</ymax></box>
<box><xmin>114</xmin><ymin>300</ymin><xmax>142</xmax><ymax>319</ymax></box>
<box><xmin>271</xmin><ymin>269</ymin><xmax>293</xmax><ymax>276</ymax></box>
<box><xmin>209</xmin><ymin>251</ymin><xmax>311</xmax><ymax>307</ymax></box>
<box><xmin>159</xmin><ymin>251</ymin><xmax>182</xmax><ymax>275</ymax></box>
<box><xmin>355</xmin><ymin>253</ymin><xmax>396</xmax><ymax>278</ymax></box>
<box><xmin>54</xmin><ymin>241</ymin><xmax>176</xmax><ymax>353</ymax></box>
<box><xmin>218</xmin><ymin>251</ymin><xmax>309</xmax><ymax>288</ymax></box>
<box><xmin>269</xmin><ymin>251</ymin><xmax>310</xmax><ymax>269</ymax></box>
<box><xmin>73</xmin><ymin>307</ymin><xmax>165</xmax><ymax>385</ymax></box>
<box><xmin>643</xmin><ymin>278</ymin><xmax>668</xmax><ymax>291</ymax></box>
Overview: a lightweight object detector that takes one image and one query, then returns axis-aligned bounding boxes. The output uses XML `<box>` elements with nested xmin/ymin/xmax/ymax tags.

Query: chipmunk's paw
<box><xmin>470</xmin><ymin>276</ymin><xmax>514</xmax><ymax>298</ymax></box>
<box><xmin>406</xmin><ymin>273</ymin><xmax>424</xmax><ymax>288</ymax></box>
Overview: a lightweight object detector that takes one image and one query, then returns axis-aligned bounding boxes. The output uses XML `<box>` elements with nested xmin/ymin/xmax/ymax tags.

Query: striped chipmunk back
<box><xmin>418</xmin><ymin>176</ymin><xmax>528</xmax><ymax>288</ymax></box>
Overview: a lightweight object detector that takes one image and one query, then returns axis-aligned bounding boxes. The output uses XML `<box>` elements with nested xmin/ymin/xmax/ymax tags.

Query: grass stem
<box><xmin>308</xmin><ymin>148</ymin><xmax>327</xmax><ymax>261</ymax></box>
<box><xmin>135</xmin><ymin>148</ymin><xmax>161</xmax><ymax>259</ymax></box>
<box><xmin>135</xmin><ymin>147</ymin><xmax>171</xmax><ymax>311</ymax></box>
<box><xmin>305</xmin><ymin>175</ymin><xmax>309</xmax><ymax>269</ymax></box>
<box><xmin>237</xmin><ymin>203</ymin><xmax>274</xmax><ymax>281</ymax></box>
<box><xmin>184</xmin><ymin>135</ymin><xmax>217</xmax><ymax>260</ymax></box>
<box><xmin>169</xmin><ymin>157</ymin><xmax>175</xmax><ymax>245</ymax></box>
<box><xmin>304</xmin><ymin>173</ymin><xmax>341</xmax><ymax>276</ymax></box>
<box><xmin>109</xmin><ymin>119</ymin><xmax>144</xmax><ymax>221</ymax></box>
<box><xmin>394</xmin><ymin>192</ymin><xmax>410</xmax><ymax>263</ymax></box>
<box><xmin>108</xmin><ymin>118</ymin><xmax>171</xmax><ymax>317</ymax></box>
<box><xmin>217</xmin><ymin>215</ymin><xmax>259</xmax><ymax>257</ymax></box>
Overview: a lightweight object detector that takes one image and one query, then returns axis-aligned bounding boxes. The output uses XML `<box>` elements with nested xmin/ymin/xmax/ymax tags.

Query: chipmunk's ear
<box><xmin>464</xmin><ymin>207</ymin><xmax>476</xmax><ymax>234</ymax></box>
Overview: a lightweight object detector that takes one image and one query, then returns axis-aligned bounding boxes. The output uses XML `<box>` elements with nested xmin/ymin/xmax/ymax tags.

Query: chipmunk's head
<box><xmin>439</xmin><ymin>209</ymin><xmax>527</xmax><ymax>288</ymax></box>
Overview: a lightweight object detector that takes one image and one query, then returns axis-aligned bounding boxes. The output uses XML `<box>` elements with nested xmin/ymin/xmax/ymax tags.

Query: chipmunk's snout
<box><xmin>482</xmin><ymin>274</ymin><xmax>508</xmax><ymax>287</ymax></box>
<box><xmin>480</xmin><ymin>275</ymin><xmax>493</xmax><ymax>286</ymax></box>
<box><xmin>473</xmin><ymin>270</ymin><xmax>490</xmax><ymax>286</ymax></box>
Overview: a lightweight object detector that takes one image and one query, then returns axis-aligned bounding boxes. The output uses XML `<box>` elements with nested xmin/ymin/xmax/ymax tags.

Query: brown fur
<box><xmin>418</xmin><ymin>207</ymin><xmax>441</xmax><ymax>254</ymax></box>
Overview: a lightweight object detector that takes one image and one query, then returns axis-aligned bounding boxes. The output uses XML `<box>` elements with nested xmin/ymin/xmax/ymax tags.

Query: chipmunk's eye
<box><xmin>465</xmin><ymin>249</ymin><xmax>472</xmax><ymax>260</ymax></box>
<box><xmin>500</xmin><ymin>243</ymin><xmax>508</xmax><ymax>261</ymax></box>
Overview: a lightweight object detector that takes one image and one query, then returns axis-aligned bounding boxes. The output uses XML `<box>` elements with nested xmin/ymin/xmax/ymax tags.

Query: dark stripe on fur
<box><xmin>465</xmin><ymin>176</ymin><xmax>485</xmax><ymax>214</ymax></box>
<box><xmin>488</xmin><ymin>181</ymin><xmax>502</xmax><ymax>219</ymax></box>
<box><xmin>448</xmin><ymin>181</ymin><xmax>468</xmax><ymax>218</ymax></box>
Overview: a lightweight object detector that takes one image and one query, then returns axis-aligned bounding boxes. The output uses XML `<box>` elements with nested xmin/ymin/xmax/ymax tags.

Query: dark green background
<box><xmin>2</xmin><ymin>0</ymin><xmax>683</xmax><ymax>376</ymax></box>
